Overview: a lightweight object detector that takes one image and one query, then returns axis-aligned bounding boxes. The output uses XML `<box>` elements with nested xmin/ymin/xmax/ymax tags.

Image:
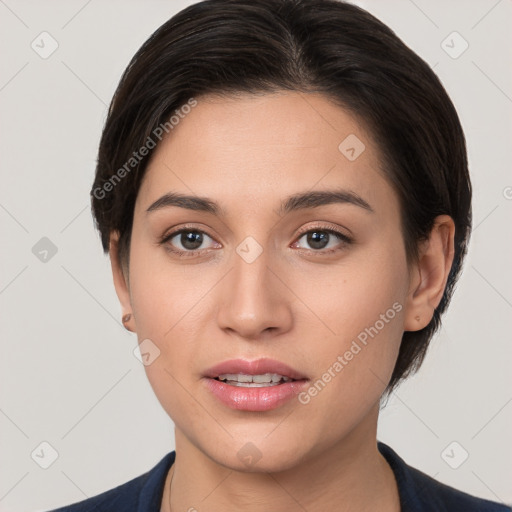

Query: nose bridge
<box><xmin>216</xmin><ymin>233</ymin><xmax>291</xmax><ymax>337</ymax></box>
<box><xmin>231</xmin><ymin>235</ymin><xmax>275</xmax><ymax>311</ymax></box>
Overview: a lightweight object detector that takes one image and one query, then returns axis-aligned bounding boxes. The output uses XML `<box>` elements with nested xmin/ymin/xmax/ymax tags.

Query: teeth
<box><xmin>217</xmin><ymin>373</ymin><xmax>293</xmax><ymax>387</ymax></box>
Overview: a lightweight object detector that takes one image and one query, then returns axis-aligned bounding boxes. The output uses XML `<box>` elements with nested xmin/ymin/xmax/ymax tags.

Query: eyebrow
<box><xmin>146</xmin><ymin>188</ymin><xmax>374</xmax><ymax>216</ymax></box>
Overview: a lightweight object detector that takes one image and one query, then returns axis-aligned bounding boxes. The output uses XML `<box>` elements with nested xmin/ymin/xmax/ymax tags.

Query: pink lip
<box><xmin>203</xmin><ymin>358</ymin><xmax>308</xmax><ymax>380</ymax></box>
<box><xmin>202</xmin><ymin>358</ymin><xmax>309</xmax><ymax>412</ymax></box>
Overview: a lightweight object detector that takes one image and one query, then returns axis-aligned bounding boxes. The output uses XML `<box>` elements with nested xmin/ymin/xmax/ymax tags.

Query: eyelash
<box><xmin>159</xmin><ymin>224</ymin><xmax>353</xmax><ymax>259</ymax></box>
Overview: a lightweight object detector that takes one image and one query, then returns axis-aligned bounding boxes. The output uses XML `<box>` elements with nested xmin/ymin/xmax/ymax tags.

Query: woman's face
<box><xmin>116</xmin><ymin>92</ymin><xmax>418</xmax><ymax>471</ymax></box>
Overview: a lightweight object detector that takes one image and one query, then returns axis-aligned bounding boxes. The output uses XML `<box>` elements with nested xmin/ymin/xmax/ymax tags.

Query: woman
<box><xmin>48</xmin><ymin>0</ymin><xmax>510</xmax><ymax>510</ymax></box>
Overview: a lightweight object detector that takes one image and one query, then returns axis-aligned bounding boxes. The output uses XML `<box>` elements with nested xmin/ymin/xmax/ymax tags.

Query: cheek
<box><xmin>299</xmin><ymin>240</ymin><xmax>408</xmax><ymax>401</ymax></box>
<box><xmin>128</xmin><ymin>239</ymin><xmax>205</xmax><ymax>338</ymax></box>
<box><xmin>126</xmin><ymin>247</ymin><xmax>210</xmax><ymax>422</ymax></box>
<box><xmin>305</xmin><ymin>239</ymin><xmax>408</xmax><ymax>342</ymax></box>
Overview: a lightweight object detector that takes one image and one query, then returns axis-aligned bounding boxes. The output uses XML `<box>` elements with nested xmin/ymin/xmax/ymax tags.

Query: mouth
<box><xmin>203</xmin><ymin>359</ymin><xmax>310</xmax><ymax>411</ymax></box>
<box><xmin>204</xmin><ymin>357</ymin><xmax>308</xmax><ymax>385</ymax></box>
<box><xmin>213</xmin><ymin>373</ymin><xmax>298</xmax><ymax>387</ymax></box>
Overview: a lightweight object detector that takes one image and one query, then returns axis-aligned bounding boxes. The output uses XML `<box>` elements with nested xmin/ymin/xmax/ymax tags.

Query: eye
<box><xmin>159</xmin><ymin>224</ymin><xmax>353</xmax><ymax>259</ymax></box>
<box><xmin>160</xmin><ymin>227</ymin><xmax>220</xmax><ymax>258</ymax></box>
<box><xmin>292</xmin><ymin>225</ymin><xmax>353</xmax><ymax>254</ymax></box>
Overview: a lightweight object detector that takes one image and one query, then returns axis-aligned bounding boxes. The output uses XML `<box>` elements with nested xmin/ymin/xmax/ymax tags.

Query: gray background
<box><xmin>0</xmin><ymin>0</ymin><xmax>511</xmax><ymax>510</ymax></box>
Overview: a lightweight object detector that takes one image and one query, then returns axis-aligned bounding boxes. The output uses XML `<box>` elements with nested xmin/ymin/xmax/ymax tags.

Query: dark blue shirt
<box><xmin>47</xmin><ymin>442</ymin><xmax>511</xmax><ymax>511</ymax></box>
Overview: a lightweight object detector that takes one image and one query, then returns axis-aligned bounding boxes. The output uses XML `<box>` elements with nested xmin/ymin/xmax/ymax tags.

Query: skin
<box><xmin>109</xmin><ymin>91</ymin><xmax>455</xmax><ymax>512</ymax></box>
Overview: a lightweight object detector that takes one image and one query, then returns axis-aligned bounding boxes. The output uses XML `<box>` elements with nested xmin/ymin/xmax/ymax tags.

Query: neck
<box><xmin>161</xmin><ymin>405</ymin><xmax>400</xmax><ymax>512</ymax></box>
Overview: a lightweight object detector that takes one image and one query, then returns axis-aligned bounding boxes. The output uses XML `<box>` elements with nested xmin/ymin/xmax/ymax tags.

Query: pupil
<box><xmin>308</xmin><ymin>231</ymin><xmax>328</xmax><ymax>249</ymax></box>
<box><xmin>181</xmin><ymin>231</ymin><xmax>203</xmax><ymax>250</ymax></box>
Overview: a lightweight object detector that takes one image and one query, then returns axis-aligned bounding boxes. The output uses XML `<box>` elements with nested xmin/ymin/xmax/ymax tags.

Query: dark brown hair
<box><xmin>91</xmin><ymin>0</ymin><xmax>472</xmax><ymax>394</ymax></box>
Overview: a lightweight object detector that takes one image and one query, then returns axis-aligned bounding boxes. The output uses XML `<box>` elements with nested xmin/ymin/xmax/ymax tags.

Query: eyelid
<box><xmin>294</xmin><ymin>221</ymin><xmax>353</xmax><ymax>240</ymax></box>
<box><xmin>159</xmin><ymin>223</ymin><xmax>215</xmax><ymax>241</ymax></box>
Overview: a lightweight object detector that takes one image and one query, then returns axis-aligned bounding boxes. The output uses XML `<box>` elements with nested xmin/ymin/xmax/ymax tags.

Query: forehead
<box><xmin>136</xmin><ymin>91</ymin><xmax>395</xmax><ymax>216</ymax></box>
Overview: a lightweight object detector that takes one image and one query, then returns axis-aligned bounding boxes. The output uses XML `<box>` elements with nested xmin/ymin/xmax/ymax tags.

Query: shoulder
<box><xmin>378</xmin><ymin>442</ymin><xmax>511</xmax><ymax>512</ymax></box>
<box><xmin>45</xmin><ymin>451</ymin><xmax>175</xmax><ymax>512</ymax></box>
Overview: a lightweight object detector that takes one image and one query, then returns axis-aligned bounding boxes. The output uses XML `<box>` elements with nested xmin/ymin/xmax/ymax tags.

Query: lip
<box><xmin>203</xmin><ymin>358</ymin><xmax>308</xmax><ymax>380</ymax></box>
<box><xmin>203</xmin><ymin>358</ymin><xmax>309</xmax><ymax>412</ymax></box>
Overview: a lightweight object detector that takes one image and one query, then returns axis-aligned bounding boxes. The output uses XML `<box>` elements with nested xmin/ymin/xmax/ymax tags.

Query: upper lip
<box><xmin>204</xmin><ymin>358</ymin><xmax>308</xmax><ymax>380</ymax></box>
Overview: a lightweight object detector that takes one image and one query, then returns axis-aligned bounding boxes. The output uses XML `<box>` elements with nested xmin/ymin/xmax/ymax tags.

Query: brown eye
<box><xmin>293</xmin><ymin>226</ymin><xmax>353</xmax><ymax>254</ymax></box>
<box><xmin>160</xmin><ymin>228</ymin><xmax>219</xmax><ymax>257</ymax></box>
<box><xmin>303</xmin><ymin>231</ymin><xmax>330</xmax><ymax>250</ymax></box>
<box><xmin>174</xmin><ymin>230</ymin><xmax>205</xmax><ymax>250</ymax></box>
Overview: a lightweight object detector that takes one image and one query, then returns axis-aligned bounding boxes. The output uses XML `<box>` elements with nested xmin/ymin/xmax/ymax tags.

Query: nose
<box><xmin>216</xmin><ymin>243</ymin><xmax>293</xmax><ymax>341</ymax></box>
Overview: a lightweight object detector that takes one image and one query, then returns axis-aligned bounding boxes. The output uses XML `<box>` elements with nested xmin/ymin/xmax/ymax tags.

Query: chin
<box><xmin>199</xmin><ymin>430</ymin><xmax>315</xmax><ymax>474</ymax></box>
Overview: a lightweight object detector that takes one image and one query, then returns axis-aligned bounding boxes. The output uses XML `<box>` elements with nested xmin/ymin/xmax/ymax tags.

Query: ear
<box><xmin>109</xmin><ymin>231</ymin><xmax>137</xmax><ymax>333</ymax></box>
<box><xmin>403</xmin><ymin>215</ymin><xmax>455</xmax><ymax>331</ymax></box>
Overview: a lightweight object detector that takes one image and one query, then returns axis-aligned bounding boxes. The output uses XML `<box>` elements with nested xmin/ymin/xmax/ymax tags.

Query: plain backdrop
<box><xmin>0</xmin><ymin>0</ymin><xmax>511</xmax><ymax>510</ymax></box>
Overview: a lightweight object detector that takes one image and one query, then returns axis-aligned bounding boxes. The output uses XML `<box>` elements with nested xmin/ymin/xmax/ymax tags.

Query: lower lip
<box><xmin>204</xmin><ymin>378</ymin><xmax>309</xmax><ymax>411</ymax></box>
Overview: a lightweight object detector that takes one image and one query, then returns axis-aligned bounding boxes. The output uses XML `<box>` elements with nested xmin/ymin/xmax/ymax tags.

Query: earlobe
<box><xmin>403</xmin><ymin>215</ymin><xmax>455</xmax><ymax>331</ymax></box>
<box><xmin>109</xmin><ymin>232</ymin><xmax>136</xmax><ymax>333</ymax></box>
